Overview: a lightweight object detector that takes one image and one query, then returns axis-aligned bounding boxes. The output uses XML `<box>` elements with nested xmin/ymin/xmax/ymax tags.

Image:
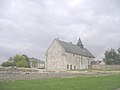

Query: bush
<box><xmin>1</xmin><ymin>62</ymin><xmax>15</xmax><ymax>67</ymax></box>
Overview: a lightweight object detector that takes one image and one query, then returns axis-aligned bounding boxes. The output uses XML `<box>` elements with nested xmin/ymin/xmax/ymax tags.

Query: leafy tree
<box><xmin>103</xmin><ymin>48</ymin><xmax>120</xmax><ymax>65</ymax></box>
<box><xmin>16</xmin><ymin>60</ymin><xmax>29</xmax><ymax>67</ymax></box>
<box><xmin>117</xmin><ymin>48</ymin><xmax>120</xmax><ymax>53</ymax></box>
<box><xmin>22</xmin><ymin>54</ymin><xmax>30</xmax><ymax>67</ymax></box>
<box><xmin>13</xmin><ymin>54</ymin><xmax>26</xmax><ymax>64</ymax></box>
<box><xmin>31</xmin><ymin>60</ymin><xmax>38</xmax><ymax>68</ymax></box>
<box><xmin>8</xmin><ymin>57</ymin><xmax>14</xmax><ymax>63</ymax></box>
<box><xmin>1</xmin><ymin>62</ymin><xmax>15</xmax><ymax>67</ymax></box>
<box><xmin>13</xmin><ymin>54</ymin><xmax>30</xmax><ymax>68</ymax></box>
<box><xmin>1</xmin><ymin>54</ymin><xmax>30</xmax><ymax>68</ymax></box>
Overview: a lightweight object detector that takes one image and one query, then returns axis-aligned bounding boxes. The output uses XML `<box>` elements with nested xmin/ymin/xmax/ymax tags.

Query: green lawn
<box><xmin>0</xmin><ymin>75</ymin><xmax>120</xmax><ymax>90</ymax></box>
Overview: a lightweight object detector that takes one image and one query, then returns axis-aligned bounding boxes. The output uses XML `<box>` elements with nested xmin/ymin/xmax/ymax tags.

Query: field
<box><xmin>0</xmin><ymin>75</ymin><xmax>120</xmax><ymax>90</ymax></box>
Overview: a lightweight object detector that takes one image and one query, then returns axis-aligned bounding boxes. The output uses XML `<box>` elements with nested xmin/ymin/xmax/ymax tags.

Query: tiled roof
<box><xmin>58</xmin><ymin>39</ymin><xmax>95</xmax><ymax>58</ymax></box>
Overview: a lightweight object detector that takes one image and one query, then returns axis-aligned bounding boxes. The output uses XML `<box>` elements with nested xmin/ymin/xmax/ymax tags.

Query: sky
<box><xmin>0</xmin><ymin>0</ymin><xmax>120</xmax><ymax>63</ymax></box>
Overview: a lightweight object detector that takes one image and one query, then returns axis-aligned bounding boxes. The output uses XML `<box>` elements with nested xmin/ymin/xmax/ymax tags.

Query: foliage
<box><xmin>31</xmin><ymin>59</ymin><xmax>38</xmax><ymax>68</ymax></box>
<box><xmin>22</xmin><ymin>54</ymin><xmax>30</xmax><ymax>67</ymax></box>
<box><xmin>8</xmin><ymin>57</ymin><xmax>14</xmax><ymax>63</ymax></box>
<box><xmin>103</xmin><ymin>48</ymin><xmax>120</xmax><ymax>65</ymax></box>
<box><xmin>1</xmin><ymin>54</ymin><xmax>30</xmax><ymax>68</ymax></box>
<box><xmin>13</xmin><ymin>54</ymin><xmax>30</xmax><ymax>68</ymax></box>
<box><xmin>1</xmin><ymin>62</ymin><xmax>15</xmax><ymax>67</ymax></box>
<box><xmin>16</xmin><ymin>60</ymin><xmax>30</xmax><ymax>68</ymax></box>
<box><xmin>0</xmin><ymin>75</ymin><xmax>120</xmax><ymax>90</ymax></box>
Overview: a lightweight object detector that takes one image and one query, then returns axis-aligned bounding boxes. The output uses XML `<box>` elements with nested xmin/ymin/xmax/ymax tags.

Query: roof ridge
<box><xmin>58</xmin><ymin>39</ymin><xmax>78</xmax><ymax>46</ymax></box>
<box><xmin>57</xmin><ymin>39</ymin><xmax>94</xmax><ymax>58</ymax></box>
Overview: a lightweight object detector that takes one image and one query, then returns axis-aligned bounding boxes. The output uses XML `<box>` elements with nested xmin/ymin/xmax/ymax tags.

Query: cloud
<box><xmin>0</xmin><ymin>0</ymin><xmax>120</xmax><ymax>62</ymax></box>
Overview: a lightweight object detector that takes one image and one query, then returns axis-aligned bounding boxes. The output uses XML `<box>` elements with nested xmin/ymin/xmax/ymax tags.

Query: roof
<box><xmin>91</xmin><ymin>61</ymin><xmax>100</xmax><ymax>65</ymax></box>
<box><xmin>58</xmin><ymin>39</ymin><xmax>95</xmax><ymax>58</ymax></box>
<box><xmin>91</xmin><ymin>61</ymin><xmax>105</xmax><ymax>65</ymax></box>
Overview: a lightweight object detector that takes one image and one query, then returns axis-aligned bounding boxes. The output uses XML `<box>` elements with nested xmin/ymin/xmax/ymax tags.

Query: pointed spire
<box><xmin>77</xmin><ymin>38</ymin><xmax>83</xmax><ymax>48</ymax></box>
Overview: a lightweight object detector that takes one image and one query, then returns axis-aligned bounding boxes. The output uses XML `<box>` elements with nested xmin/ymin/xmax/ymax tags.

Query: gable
<box><xmin>46</xmin><ymin>39</ymin><xmax>65</xmax><ymax>54</ymax></box>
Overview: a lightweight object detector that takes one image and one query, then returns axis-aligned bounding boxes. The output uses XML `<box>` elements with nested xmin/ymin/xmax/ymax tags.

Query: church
<box><xmin>46</xmin><ymin>38</ymin><xmax>95</xmax><ymax>70</ymax></box>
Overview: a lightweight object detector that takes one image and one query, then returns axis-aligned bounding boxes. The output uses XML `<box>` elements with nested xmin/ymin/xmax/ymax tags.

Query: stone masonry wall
<box><xmin>46</xmin><ymin>39</ymin><xmax>66</xmax><ymax>70</ymax></box>
<box><xmin>65</xmin><ymin>52</ymin><xmax>94</xmax><ymax>70</ymax></box>
<box><xmin>92</xmin><ymin>65</ymin><xmax>120</xmax><ymax>70</ymax></box>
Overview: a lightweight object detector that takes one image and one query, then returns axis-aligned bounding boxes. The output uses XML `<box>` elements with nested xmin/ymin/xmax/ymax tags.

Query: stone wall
<box><xmin>46</xmin><ymin>39</ymin><xmax>66</xmax><ymax>70</ymax></box>
<box><xmin>65</xmin><ymin>52</ymin><xmax>94</xmax><ymax>70</ymax></box>
<box><xmin>92</xmin><ymin>65</ymin><xmax>120</xmax><ymax>70</ymax></box>
<box><xmin>1</xmin><ymin>68</ymin><xmax>120</xmax><ymax>81</ymax></box>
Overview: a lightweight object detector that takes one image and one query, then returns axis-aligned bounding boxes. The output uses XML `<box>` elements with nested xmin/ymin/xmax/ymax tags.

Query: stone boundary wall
<box><xmin>0</xmin><ymin>67</ymin><xmax>120</xmax><ymax>81</ymax></box>
<box><xmin>0</xmin><ymin>67</ymin><xmax>39</xmax><ymax>72</ymax></box>
<box><xmin>1</xmin><ymin>70</ymin><xmax>120</xmax><ymax>81</ymax></box>
<box><xmin>91</xmin><ymin>65</ymin><xmax>120</xmax><ymax>70</ymax></box>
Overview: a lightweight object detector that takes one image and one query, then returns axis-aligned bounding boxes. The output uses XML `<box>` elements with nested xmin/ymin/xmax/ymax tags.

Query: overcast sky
<box><xmin>0</xmin><ymin>0</ymin><xmax>120</xmax><ymax>62</ymax></box>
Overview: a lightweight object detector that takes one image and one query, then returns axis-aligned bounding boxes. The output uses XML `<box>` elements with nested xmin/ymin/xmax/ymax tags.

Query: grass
<box><xmin>0</xmin><ymin>75</ymin><xmax>120</xmax><ymax>90</ymax></box>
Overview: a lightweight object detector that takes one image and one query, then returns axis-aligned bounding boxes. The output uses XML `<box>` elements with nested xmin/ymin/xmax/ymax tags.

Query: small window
<box><xmin>67</xmin><ymin>65</ymin><xmax>69</xmax><ymax>70</ymax></box>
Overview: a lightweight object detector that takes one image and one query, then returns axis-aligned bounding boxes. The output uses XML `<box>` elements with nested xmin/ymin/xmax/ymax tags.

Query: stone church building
<box><xmin>46</xmin><ymin>38</ymin><xmax>95</xmax><ymax>70</ymax></box>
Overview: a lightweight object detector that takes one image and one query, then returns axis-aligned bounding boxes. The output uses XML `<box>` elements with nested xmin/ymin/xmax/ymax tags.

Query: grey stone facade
<box><xmin>46</xmin><ymin>38</ymin><xmax>95</xmax><ymax>70</ymax></box>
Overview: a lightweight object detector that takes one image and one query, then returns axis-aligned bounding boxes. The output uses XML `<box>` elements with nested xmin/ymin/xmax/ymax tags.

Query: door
<box><xmin>70</xmin><ymin>65</ymin><xmax>72</xmax><ymax>70</ymax></box>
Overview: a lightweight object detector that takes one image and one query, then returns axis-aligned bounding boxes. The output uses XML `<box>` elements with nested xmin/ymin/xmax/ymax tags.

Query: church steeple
<box><xmin>77</xmin><ymin>38</ymin><xmax>83</xmax><ymax>48</ymax></box>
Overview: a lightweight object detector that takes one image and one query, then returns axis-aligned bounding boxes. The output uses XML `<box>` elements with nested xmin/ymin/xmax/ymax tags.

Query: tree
<box><xmin>16</xmin><ymin>60</ymin><xmax>29</xmax><ymax>68</ymax></box>
<box><xmin>13</xmin><ymin>54</ymin><xmax>30</xmax><ymax>68</ymax></box>
<box><xmin>31</xmin><ymin>60</ymin><xmax>38</xmax><ymax>68</ymax></box>
<box><xmin>13</xmin><ymin>54</ymin><xmax>26</xmax><ymax>64</ymax></box>
<box><xmin>1</xmin><ymin>62</ymin><xmax>15</xmax><ymax>67</ymax></box>
<box><xmin>8</xmin><ymin>57</ymin><xmax>14</xmax><ymax>63</ymax></box>
<box><xmin>117</xmin><ymin>48</ymin><xmax>120</xmax><ymax>64</ymax></box>
<box><xmin>103</xmin><ymin>48</ymin><xmax>120</xmax><ymax>65</ymax></box>
<box><xmin>1</xmin><ymin>54</ymin><xmax>30</xmax><ymax>68</ymax></box>
<box><xmin>22</xmin><ymin>54</ymin><xmax>30</xmax><ymax>67</ymax></box>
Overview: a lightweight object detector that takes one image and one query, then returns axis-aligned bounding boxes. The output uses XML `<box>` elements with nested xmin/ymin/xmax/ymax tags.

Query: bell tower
<box><xmin>77</xmin><ymin>38</ymin><xmax>83</xmax><ymax>48</ymax></box>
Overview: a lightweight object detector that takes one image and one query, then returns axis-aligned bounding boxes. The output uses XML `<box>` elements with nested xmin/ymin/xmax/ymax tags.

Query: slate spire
<box><xmin>77</xmin><ymin>38</ymin><xmax>83</xmax><ymax>48</ymax></box>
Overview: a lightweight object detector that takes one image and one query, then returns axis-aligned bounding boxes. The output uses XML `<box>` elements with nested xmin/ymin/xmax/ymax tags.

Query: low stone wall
<box><xmin>0</xmin><ymin>67</ymin><xmax>120</xmax><ymax>81</ymax></box>
<box><xmin>0</xmin><ymin>67</ymin><xmax>39</xmax><ymax>72</ymax></box>
<box><xmin>1</xmin><ymin>70</ymin><xmax>120</xmax><ymax>81</ymax></box>
<box><xmin>92</xmin><ymin>65</ymin><xmax>120</xmax><ymax>70</ymax></box>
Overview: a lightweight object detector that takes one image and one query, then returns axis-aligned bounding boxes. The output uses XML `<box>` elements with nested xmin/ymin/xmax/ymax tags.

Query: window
<box><xmin>67</xmin><ymin>65</ymin><xmax>69</xmax><ymax>70</ymax></box>
<box><xmin>74</xmin><ymin>66</ymin><xmax>76</xmax><ymax>70</ymax></box>
<box><xmin>70</xmin><ymin>65</ymin><xmax>72</xmax><ymax>70</ymax></box>
<box><xmin>81</xmin><ymin>57</ymin><xmax>83</xmax><ymax>65</ymax></box>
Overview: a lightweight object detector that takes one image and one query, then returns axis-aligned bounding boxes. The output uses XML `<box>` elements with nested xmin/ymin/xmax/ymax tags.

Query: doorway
<box><xmin>70</xmin><ymin>65</ymin><xmax>72</xmax><ymax>70</ymax></box>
